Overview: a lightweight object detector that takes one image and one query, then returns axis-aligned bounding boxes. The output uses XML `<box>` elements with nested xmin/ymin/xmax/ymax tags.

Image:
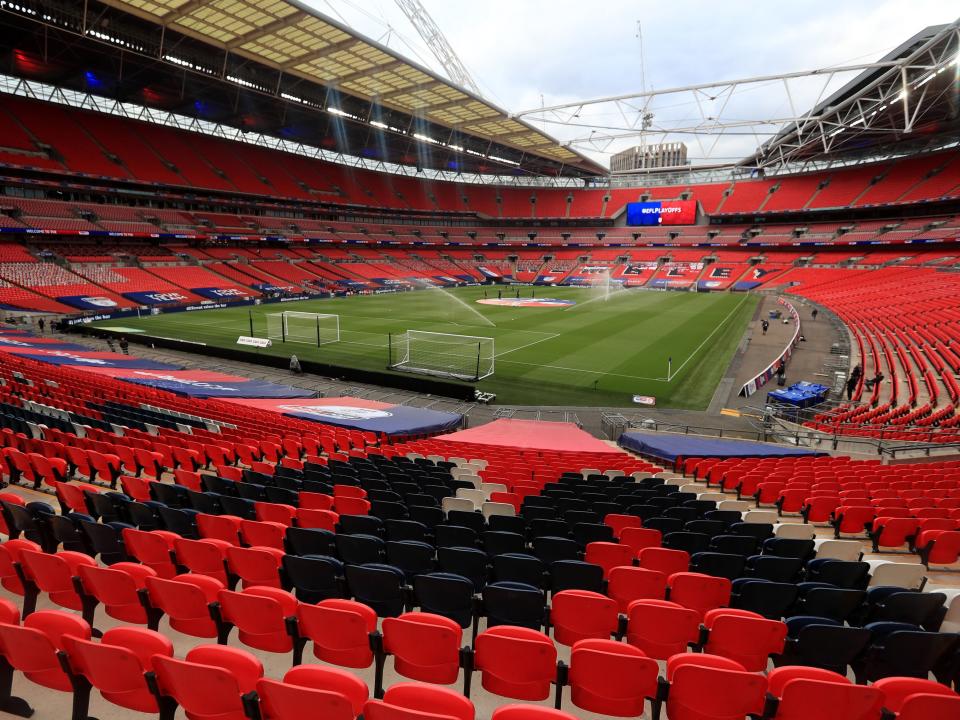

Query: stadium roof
<box><xmin>95</xmin><ymin>0</ymin><xmax>605</xmax><ymax>176</ymax></box>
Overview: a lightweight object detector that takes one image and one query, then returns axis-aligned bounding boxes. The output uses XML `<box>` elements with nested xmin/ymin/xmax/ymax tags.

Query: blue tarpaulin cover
<box><xmin>618</xmin><ymin>430</ymin><xmax>825</xmax><ymax>462</ymax></box>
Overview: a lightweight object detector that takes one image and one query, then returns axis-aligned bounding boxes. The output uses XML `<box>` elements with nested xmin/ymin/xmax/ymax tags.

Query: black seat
<box><xmin>338</xmin><ymin>515</ymin><xmax>384</xmax><ymax>536</ymax></box>
<box><xmin>532</xmin><ymin>536</ymin><xmax>580</xmax><ymax>565</ymax></box>
<box><xmin>527</xmin><ymin>519</ymin><xmax>569</xmax><ymax>540</ymax></box>
<box><xmin>730</xmin><ymin>579</ymin><xmax>799</xmax><ymax>620</ymax></box>
<box><xmin>481</xmin><ymin>581</ymin><xmax>546</xmax><ymax>636</ymax></box>
<box><xmin>413</xmin><ymin>572</ymin><xmax>476</xmax><ymax>628</ymax></box>
<box><xmin>282</xmin><ymin>554</ymin><xmax>344</xmax><ymax>603</ymax></box>
<box><xmin>572</xmin><ymin>523</ymin><xmax>614</xmax><ymax>546</ymax></box>
<box><xmin>370</xmin><ymin>500</ymin><xmax>408</xmax><ymax>522</ymax></box>
<box><xmin>774</xmin><ymin>617</ymin><xmax>872</xmax><ymax>675</ymax></box>
<box><xmin>486</xmin><ymin>515</ymin><xmax>526</xmax><ymax>535</ymax></box>
<box><xmin>408</xmin><ymin>505</ymin><xmax>445</xmax><ymax>530</ymax></box>
<box><xmin>643</xmin><ymin>517</ymin><xmax>684</xmax><ymax>535</ymax></box>
<box><xmin>385</xmin><ymin>540</ymin><xmax>436</xmax><ymax>580</ymax></box>
<box><xmin>805</xmin><ymin>560</ymin><xmax>871</xmax><ymax>589</ymax></box>
<box><xmin>729</xmin><ymin>522</ymin><xmax>774</xmax><ymax>542</ymax></box>
<box><xmin>437</xmin><ymin>546</ymin><xmax>488</xmax><ymax>591</ymax></box>
<box><xmin>434</xmin><ymin>524</ymin><xmax>478</xmax><ymax>549</ymax></box>
<box><xmin>384</xmin><ymin>519</ymin><xmax>429</xmax><ymax>543</ymax></box>
<box><xmin>549</xmin><ymin>560</ymin><xmax>604</xmax><ymax>594</ymax></box>
<box><xmin>335</xmin><ymin>533</ymin><xmax>385</xmax><ymax>565</ymax></box>
<box><xmin>662</xmin><ymin>531</ymin><xmax>711</xmax><ymax>555</ymax></box>
<box><xmin>285</xmin><ymin>527</ymin><xmax>336</xmax><ymax>557</ymax></box>
<box><xmin>689</xmin><ymin>552</ymin><xmax>746</xmax><ymax>581</ymax></box>
<box><xmin>217</xmin><ymin>495</ymin><xmax>256</xmax><ymax>519</ymax></box>
<box><xmin>795</xmin><ymin>585</ymin><xmax>866</xmax><ymax>623</ymax></box>
<box><xmin>746</xmin><ymin>555</ymin><xmax>803</xmax><ymax>583</ymax></box>
<box><xmin>78</xmin><ymin>520</ymin><xmax>130</xmax><ymax>565</ymax></box>
<box><xmin>491</xmin><ymin>553</ymin><xmax>546</xmax><ymax>589</ymax></box>
<box><xmin>708</xmin><ymin>534</ymin><xmax>759</xmax><ymax>557</ymax></box>
<box><xmin>482</xmin><ymin>531</ymin><xmax>526</xmax><ymax>557</ymax></box>
<box><xmin>446</xmin><ymin>510</ymin><xmax>486</xmax><ymax>533</ymax></box>
<box><xmin>762</xmin><ymin>538</ymin><xmax>816</xmax><ymax>561</ymax></box>
<box><xmin>866</xmin><ymin>589</ymin><xmax>947</xmax><ymax>627</ymax></box>
<box><xmin>852</xmin><ymin>623</ymin><xmax>959</xmax><ymax>682</ymax></box>
<box><xmin>344</xmin><ymin>563</ymin><xmax>407</xmax><ymax>618</ymax></box>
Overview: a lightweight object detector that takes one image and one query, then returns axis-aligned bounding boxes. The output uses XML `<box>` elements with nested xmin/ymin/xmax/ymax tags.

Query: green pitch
<box><xmin>92</xmin><ymin>286</ymin><xmax>758</xmax><ymax>408</ymax></box>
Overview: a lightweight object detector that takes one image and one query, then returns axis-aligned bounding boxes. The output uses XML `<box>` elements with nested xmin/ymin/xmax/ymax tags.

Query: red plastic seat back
<box><xmin>610</xmin><ymin>563</ymin><xmax>666</xmax><ymax>604</ymax></box>
<box><xmin>65</xmin><ymin>627</ymin><xmax>173</xmax><ymax>713</ymax></box>
<box><xmin>296</xmin><ymin>599</ymin><xmax>378</xmax><ymax>668</ymax></box>
<box><xmin>20</xmin><ymin>549</ymin><xmax>96</xmax><ymax>610</ymax></box>
<box><xmin>217</xmin><ymin>587</ymin><xmax>299</xmax><ymax>654</ymax></box>
<box><xmin>637</xmin><ymin>547</ymin><xmax>689</xmax><ymax>576</ymax></box>
<box><xmin>226</xmin><ymin>545</ymin><xmax>284</xmax><ymax>588</ymax></box>
<box><xmin>77</xmin><ymin>563</ymin><xmax>157</xmax><ymax>624</ymax></box>
<box><xmin>0</xmin><ymin>610</ymin><xmax>91</xmax><ymax>691</ymax></box>
<box><xmin>583</xmin><ymin>542</ymin><xmax>634</xmax><ymax>579</ymax></box>
<box><xmin>625</xmin><ymin>599</ymin><xmax>700</xmax><ymax>660</ymax></box>
<box><xmin>381</xmin><ymin>612</ymin><xmax>463</xmax><ymax>686</ymax></box>
<box><xmin>145</xmin><ymin>574</ymin><xmax>224</xmax><ymax>638</ymax></box>
<box><xmin>364</xmin><ymin>683</ymin><xmax>475</xmax><ymax>720</ymax></box>
<box><xmin>702</xmin><ymin>609</ymin><xmax>787</xmax><ymax>672</ymax></box>
<box><xmin>775</xmin><ymin>677</ymin><xmax>883</xmax><ymax>720</ymax></box>
<box><xmin>549</xmin><ymin>590</ymin><xmax>618</xmax><ymax>646</ymax></box>
<box><xmin>568</xmin><ymin>638</ymin><xmax>658</xmax><ymax>717</ymax></box>
<box><xmin>474</xmin><ymin>626</ymin><xmax>557</xmax><ymax>701</ymax></box>
<box><xmin>153</xmin><ymin>644</ymin><xmax>263</xmax><ymax>720</ymax></box>
<box><xmin>668</xmin><ymin>572</ymin><xmax>732</xmax><ymax>619</ymax></box>
<box><xmin>667</xmin><ymin>660</ymin><xmax>767</xmax><ymax>720</ymax></box>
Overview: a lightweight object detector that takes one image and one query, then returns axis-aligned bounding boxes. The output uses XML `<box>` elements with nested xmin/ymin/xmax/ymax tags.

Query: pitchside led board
<box><xmin>625</xmin><ymin>200</ymin><xmax>697</xmax><ymax>226</ymax></box>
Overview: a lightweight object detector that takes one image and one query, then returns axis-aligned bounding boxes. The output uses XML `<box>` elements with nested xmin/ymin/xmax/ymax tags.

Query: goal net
<box><xmin>389</xmin><ymin>330</ymin><xmax>494</xmax><ymax>381</ymax></box>
<box><xmin>266</xmin><ymin>312</ymin><xmax>339</xmax><ymax>346</ymax></box>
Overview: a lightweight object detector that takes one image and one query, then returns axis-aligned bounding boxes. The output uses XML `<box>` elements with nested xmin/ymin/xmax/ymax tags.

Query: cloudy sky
<box><xmin>306</xmin><ymin>1</ymin><xmax>957</xmax><ymax>165</ymax></box>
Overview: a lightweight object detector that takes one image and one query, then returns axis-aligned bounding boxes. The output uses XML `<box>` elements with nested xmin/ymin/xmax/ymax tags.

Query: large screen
<box><xmin>625</xmin><ymin>200</ymin><xmax>697</xmax><ymax>226</ymax></box>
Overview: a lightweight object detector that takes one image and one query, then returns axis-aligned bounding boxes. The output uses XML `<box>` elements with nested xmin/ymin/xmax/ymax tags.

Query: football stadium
<box><xmin>0</xmin><ymin>2</ymin><xmax>959</xmax><ymax>719</ymax></box>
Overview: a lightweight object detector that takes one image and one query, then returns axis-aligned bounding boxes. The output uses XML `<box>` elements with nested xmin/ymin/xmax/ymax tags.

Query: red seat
<box><xmin>144</xmin><ymin>574</ymin><xmax>224</xmax><ymax>638</ymax></box>
<box><xmin>637</xmin><ymin>547</ymin><xmax>689</xmax><ymax>576</ymax></box>
<box><xmin>64</xmin><ymin>626</ymin><xmax>174</xmax><ymax>714</ymax></box>
<box><xmin>255</xmin><ymin>502</ymin><xmax>297</xmax><ymax>526</ymax></box>
<box><xmin>917</xmin><ymin>530</ymin><xmax>960</xmax><ymax>567</ymax></box>
<box><xmin>766</xmin><ymin>666</ymin><xmax>882</xmax><ymax>720</ymax></box>
<box><xmin>216</xmin><ymin>586</ymin><xmax>300</xmax><ymax>655</ymax></box>
<box><xmin>335</xmin><ymin>496</ymin><xmax>372</xmax><ymax>515</ymax></box>
<box><xmin>296</xmin><ymin>599</ymin><xmax>378</xmax><ymax>668</ymax></box>
<box><xmin>870</xmin><ymin>517</ymin><xmax>920</xmax><ymax>552</ymax></box>
<box><xmin>19</xmin><ymin>549</ymin><xmax>97</xmax><ymax>611</ymax></box>
<box><xmin>833</xmin><ymin>506</ymin><xmax>876</xmax><ymax>537</ymax></box>
<box><xmin>667</xmin><ymin>572</ymin><xmax>731</xmax><ymax>619</ymax></box>
<box><xmin>873</xmin><ymin>677</ymin><xmax>960</xmax><ymax>720</ymax></box>
<box><xmin>153</xmin><ymin>644</ymin><xmax>263</xmax><ymax>720</ymax></box>
<box><xmin>196</xmin><ymin>514</ymin><xmax>243</xmax><ymax>546</ymax></box>
<box><xmin>225</xmin><ymin>545</ymin><xmax>284</xmax><ymax>588</ymax></box>
<box><xmin>583</xmin><ymin>542</ymin><xmax>634</xmax><ymax>579</ymax></box>
<box><xmin>122</xmin><ymin>528</ymin><xmax>179</xmax><ymax>578</ymax></box>
<box><xmin>299</xmin><ymin>492</ymin><xmax>335</xmax><ymax>511</ymax></box>
<box><xmin>77</xmin><ymin>562</ymin><xmax>157</xmax><ymax>625</ymax></box>
<box><xmin>88</xmin><ymin>451</ymin><xmax>122</xmax><ymax>488</ymax></box>
<box><xmin>379</xmin><ymin>612</ymin><xmax>464</xmax><ymax>696</ymax></box>
<box><xmin>665</xmin><ymin>654</ymin><xmax>767</xmax><ymax>720</ymax></box>
<box><xmin>606</xmin><ymin>566</ymin><xmax>667</xmax><ymax>613</ymax></box>
<box><xmin>0</xmin><ymin>610</ymin><xmax>91</xmax><ymax>691</ymax></box>
<box><xmin>618</xmin><ymin>527</ymin><xmax>662</xmax><ymax>555</ymax></box>
<box><xmin>625</xmin><ymin>599</ymin><xmax>700</xmax><ymax>659</ymax></box>
<box><xmin>175</xmin><ymin>537</ymin><xmax>233</xmax><ymax>585</ymax></box>
<box><xmin>549</xmin><ymin>590</ymin><xmax>618</xmax><ymax>646</ymax></box>
<box><xmin>364</xmin><ymin>683</ymin><xmax>475</xmax><ymax>720</ymax></box>
<box><xmin>27</xmin><ymin>453</ymin><xmax>68</xmax><ymax>488</ymax></box>
<box><xmin>603</xmin><ymin>514</ymin><xmax>642</xmax><ymax>539</ymax></box>
<box><xmin>256</xmin><ymin>665</ymin><xmax>369</xmax><ymax>720</ymax></box>
<box><xmin>700</xmin><ymin>608</ymin><xmax>786</xmax><ymax>671</ymax></box>
<box><xmin>239</xmin><ymin>519</ymin><xmax>287</xmax><ymax>549</ymax></box>
<box><xmin>564</xmin><ymin>638</ymin><xmax>658</xmax><ymax>717</ymax></box>
<box><xmin>173</xmin><ymin>468</ymin><xmax>203</xmax><ymax>491</ymax></box>
<box><xmin>489</xmin><ymin>707</ymin><xmax>576</xmax><ymax>720</ymax></box>
<box><xmin>53</xmin><ymin>481</ymin><xmax>96</xmax><ymax>514</ymax></box>
<box><xmin>296</xmin><ymin>508</ymin><xmax>340</xmax><ymax>531</ymax></box>
<box><xmin>119</xmin><ymin>475</ymin><xmax>154</xmax><ymax>502</ymax></box>
<box><xmin>0</xmin><ymin>537</ymin><xmax>41</xmax><ymax>596</ymax></box>
<box><xmin>472</xmin><ymin>626</ymin><xmax>557</xmax><ymax>701</ymax></box>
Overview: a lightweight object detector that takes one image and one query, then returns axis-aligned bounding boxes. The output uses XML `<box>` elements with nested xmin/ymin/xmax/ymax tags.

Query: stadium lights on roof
<box><xmin>164</xmin><ymin>54</ymin><xmax>215</xmax><ymax>75</ymax></box>
<box><xmin>413</xmin><ymin>132</ymin><xmax>439</xmax><ymax>144</ymax></box>
<box><xmin>370</xmin><ymin>120</ymin><xmax>388</xmax><ymax>129</ymax></box>
<box><xmin>227</xmin><ymin>75</ymin><xmax>269</xmax><ymax>93</ymax></box>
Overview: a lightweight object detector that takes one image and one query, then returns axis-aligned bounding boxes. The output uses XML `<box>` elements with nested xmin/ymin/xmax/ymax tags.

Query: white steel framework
<box><xmin>266</xmin><ymin>311</ymin><xmax>340</xmax><ymax>346</ymax></box>
<box><xmin>389</xmin><ymin>330</ymin><xmax>494</xmax><ymax>381</ymax></box>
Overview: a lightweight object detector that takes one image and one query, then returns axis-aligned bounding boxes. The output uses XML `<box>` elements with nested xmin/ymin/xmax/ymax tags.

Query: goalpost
<box><xmin>388</xmin><ymin>330</ymin><xmax>494</xmax><ymax>382</ymax></box>
<box><xmin>266</xmin><ymin>311</ymin><xmax>340</xmax><ymax>346</ymax></box>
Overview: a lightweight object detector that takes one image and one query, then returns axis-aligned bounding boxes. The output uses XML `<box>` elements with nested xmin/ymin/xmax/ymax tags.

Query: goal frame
<box><xmin>388</xmin><ymin>330</ymin><xmax>495</xmax><ymax>382</ymax></box>
<box><xmin>266</xmin><ymin>311</ymin><xmax>339</xmax><ymax>346</ymax></box>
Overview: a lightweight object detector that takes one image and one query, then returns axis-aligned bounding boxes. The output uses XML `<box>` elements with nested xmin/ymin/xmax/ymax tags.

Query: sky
<box><xmin>305</xmin><ymin>1</ymin><xmax>957</xmax><ymax>166</ymax></box>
